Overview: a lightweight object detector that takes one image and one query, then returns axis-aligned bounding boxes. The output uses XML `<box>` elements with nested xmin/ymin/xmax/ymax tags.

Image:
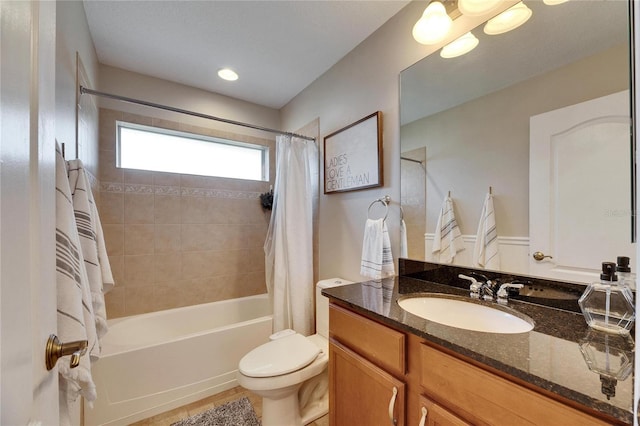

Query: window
<box><xmin>116</xmin><ymin>121</ymin><xmax>269</xmax><ymax>181</ymax></box>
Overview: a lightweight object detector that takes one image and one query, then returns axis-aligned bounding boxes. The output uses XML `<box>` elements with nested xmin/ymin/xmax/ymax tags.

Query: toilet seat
<box><xmin>239</xmin><ymin>333</ymin><xmax>321</xmax><ymax>378</ymax></box>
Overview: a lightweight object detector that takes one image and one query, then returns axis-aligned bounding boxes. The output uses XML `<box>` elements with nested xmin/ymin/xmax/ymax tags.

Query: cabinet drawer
<box><xmin>420</xmin><ymin>343</ymin><xmax>610</xmax><ymax>426</ymax></box>
<box><xmin>329</xmin><ymin>303</ymin><xmax>405</xmax><ymax>376</ymax></box>
<box><xmin>419</xmin><ymin>395</ymin><xmax>471</xmax><ymax>426</ymax></box>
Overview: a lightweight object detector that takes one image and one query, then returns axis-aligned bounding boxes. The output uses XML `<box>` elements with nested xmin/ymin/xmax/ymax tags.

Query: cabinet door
<box><xmin>418</xmin><ymin>395</ymin><xmax>471</xmax><ymax>426</ymax></box>
<box><xmin>330</xmin><ymin>340</ymin><xmax>405</xmax><ymax>426</ymax></box>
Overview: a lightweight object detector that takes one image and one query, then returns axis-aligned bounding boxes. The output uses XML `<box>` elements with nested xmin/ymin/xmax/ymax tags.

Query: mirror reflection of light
<box><xmin>412</xmin><ymin>1</ymin><xmax>452</xmax><ymax>45</ymax></box>
<box><xmin>484</xmin><ymin>2</ymin><xmax>533</xmax><ymax>35</ymax></box>
<box><xmin>440</xmin><ymin>32</ymin><xmax>479</xmax><ymax>58</ymax></box>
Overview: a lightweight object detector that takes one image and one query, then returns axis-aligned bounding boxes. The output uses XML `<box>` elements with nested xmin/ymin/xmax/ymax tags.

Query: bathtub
<box><xmin>84</xmin><ymin>294</ymin><xmax>272</xmax><ymax>426</ymax></box>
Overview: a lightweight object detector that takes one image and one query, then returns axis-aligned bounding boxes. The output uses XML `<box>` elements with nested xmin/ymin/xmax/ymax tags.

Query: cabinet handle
<box><xmin>419</xmin><ymin>407</ymin><xmax>428</xmax><ymax>426</ymax></box>
<box><xmin>388</xmin><ymin>386</ymin><xmax>398</xmax><ymax>425</ymax></box>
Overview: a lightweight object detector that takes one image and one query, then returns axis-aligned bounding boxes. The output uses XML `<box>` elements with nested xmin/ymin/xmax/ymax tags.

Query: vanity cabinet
<box><xmin>328</xmin><ymin>302</ymin><xmax>621</xmax><ymax>426</ymax></box>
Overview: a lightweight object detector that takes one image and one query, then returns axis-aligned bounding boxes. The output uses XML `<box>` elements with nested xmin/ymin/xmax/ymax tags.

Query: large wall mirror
<box><xmin>400</xmin><ymin>0</ymin><xmax>634</xmax><ymax>283</ymax></box>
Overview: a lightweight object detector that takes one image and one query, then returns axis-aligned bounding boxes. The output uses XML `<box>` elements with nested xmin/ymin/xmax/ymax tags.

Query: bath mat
<box><xmin>171</xmin><ymin>396</ymin><xmax>261</xmax><ymax>426</ymax></box>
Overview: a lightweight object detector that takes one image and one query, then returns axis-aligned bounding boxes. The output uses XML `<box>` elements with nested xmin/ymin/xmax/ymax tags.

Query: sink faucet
<box><xmin>469</xmin><ymin>272</ymin><xmax>499</xmax><ymax>301</ymax></box>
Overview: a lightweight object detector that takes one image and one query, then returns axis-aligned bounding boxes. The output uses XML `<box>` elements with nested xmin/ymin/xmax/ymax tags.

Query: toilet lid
<box><xmin>239</xmin><ymin>333</ymin><xmax>321</xmax><ymax>378</ymax></box>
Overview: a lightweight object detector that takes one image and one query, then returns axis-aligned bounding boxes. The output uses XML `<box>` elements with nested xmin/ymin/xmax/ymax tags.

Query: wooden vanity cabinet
<box><xmin>329</xmin><ymin>302</ymin><xmax>622</xmax><ymax>426</ymax></box>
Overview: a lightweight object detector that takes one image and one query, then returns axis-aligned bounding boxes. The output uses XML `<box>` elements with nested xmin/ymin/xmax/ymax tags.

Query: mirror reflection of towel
<box><xmin>473</xmin><ymin>193</ymin><xmax>500</xmax><ymax>270</ymax></box>
<box><xmin>432</xmin><ymin>196</ymin><xmax>464</xmax><ymax>263</ymax></box>
<box><xmin>360</xmin><ymin>219</ymin><xmax>395</xmax><ymax>279</ymax></box>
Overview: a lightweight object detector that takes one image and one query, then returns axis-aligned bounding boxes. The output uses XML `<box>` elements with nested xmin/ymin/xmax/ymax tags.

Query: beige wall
<box><xmin>99</xmin><ymin>108</ymin><xmax>273</xmax><ymax>317</ymax></box>
<box><xmin>280</xmin><ymin>2</ymin><xmax>500</xmax><ymax>282</ymax></box>
<box><xmin>402</xmin><ymin>44</ymin><xmax>629</xmax><ymax>238</ymax></box>
<box><xmin>56</xmin><ymin>0</ymin><xmax>99</xmax><ymax>173</ymax></box>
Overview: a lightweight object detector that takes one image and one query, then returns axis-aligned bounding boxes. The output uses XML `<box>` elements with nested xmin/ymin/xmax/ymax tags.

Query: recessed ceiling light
<box><xmin>218</xmin><ymin>68</ymin><xmax>238</xmax><ymax>81</ymax></box>
<box><xmin>543</xmin><ymin>0</ymin><xmax>569</xmax><ymax>4</ymax></box>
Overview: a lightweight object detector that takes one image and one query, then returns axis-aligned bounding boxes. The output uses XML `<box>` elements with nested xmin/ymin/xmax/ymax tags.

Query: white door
<box><xmin>529</xmin><ymin>90</ymin><xmax>634</xmax><ymax>283</ymax></box>
<box><xmin>1</xmin><ymin>1</ymin><xmax>59</xmax><ymax>424</ymax></box>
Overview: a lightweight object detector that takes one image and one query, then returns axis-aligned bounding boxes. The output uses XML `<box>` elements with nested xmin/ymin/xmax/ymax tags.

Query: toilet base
<box><xmin>260</xmin><ymin>383</ymin><xmax>303</xmax><ymax>426</ymax></box>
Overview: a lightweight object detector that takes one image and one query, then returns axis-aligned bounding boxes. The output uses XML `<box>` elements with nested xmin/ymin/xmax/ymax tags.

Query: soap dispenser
<box><xmin>616</xmin><ymin>256</ymin><xmax>635</xmax><ymax>291</ymax></box>
<box><xmin>578</xmin><ymin>262</ymin><xmax>635</xmax><ymax>335</ymax></box>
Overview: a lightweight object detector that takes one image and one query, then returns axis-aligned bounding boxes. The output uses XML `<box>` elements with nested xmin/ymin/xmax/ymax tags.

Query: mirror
<box><xmin>400</xmin><ymin>1</ymin><xmax>633</xmax><ymax>283</ymax></box>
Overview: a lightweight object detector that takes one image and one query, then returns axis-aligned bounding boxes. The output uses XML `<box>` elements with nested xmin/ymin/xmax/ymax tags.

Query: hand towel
<box><xmin>473</xmin><ymin>193</ymin><xmax>501</xmax><ymax>270</ymax></box>
<box><xmin>360</xmin><ymin>219</ymin><xmax>395</xmax><ymax>279</ymax></box>
<box><xmin>55</xmin><ymin>144</ymin><xmax>98</xmax><ymax>411</ymax></box>
<box><xmin>400</xmin><ymin>219</ymin><xmax>408</xmax><ymax>258</ymax></box>
<box><xmin>67</xmin><ymin>159</ymin><xmax>114</xmax><ymax>340</ymax></box>
<box><xmin>432</xmin><ymin>196</ymin><xmax>464</xmax><ymax>263</ymax></box>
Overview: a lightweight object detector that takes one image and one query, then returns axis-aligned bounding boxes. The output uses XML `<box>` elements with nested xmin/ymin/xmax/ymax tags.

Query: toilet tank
<box><xmin>316</xmin><ymin>278</ymin><xmax>353</xmax><ymax>338</ymax></box>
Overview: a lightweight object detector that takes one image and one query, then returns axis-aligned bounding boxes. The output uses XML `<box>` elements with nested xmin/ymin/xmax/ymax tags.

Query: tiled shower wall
<box><xmin>98</xmin><ymin>108</ymin><xmax>274</xmax><ymax>318</ymax></box>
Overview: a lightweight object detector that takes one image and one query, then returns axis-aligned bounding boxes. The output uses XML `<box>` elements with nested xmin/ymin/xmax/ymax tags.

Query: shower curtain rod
<box><xmin>400</xmin><ymin>156</ymin><xmax>424</xmax><ymax>165</ymax></box>
<box><xmin>79</xmin><ymin>86</ymin><xmax>316</xmax><ymax>142</ymax></box>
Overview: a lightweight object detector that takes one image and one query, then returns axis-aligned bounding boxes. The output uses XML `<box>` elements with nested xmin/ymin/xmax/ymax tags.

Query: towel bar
<box><xmin>368</xmin><ymin>195</ymin><xmax>390</xmax><ymax>221</ymax></box>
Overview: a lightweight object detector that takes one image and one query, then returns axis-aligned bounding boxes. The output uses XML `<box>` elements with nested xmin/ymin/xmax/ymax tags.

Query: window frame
<box><xmin>115</xmin><ymin>120</ymin><xmax>269</xmax><ymax>181</ymax></box>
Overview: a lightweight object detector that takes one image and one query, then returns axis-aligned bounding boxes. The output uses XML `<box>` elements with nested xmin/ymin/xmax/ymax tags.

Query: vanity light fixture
<box><xmin>483</xmin><ymin>1</ymin><xmax>532</xmax><ymax>35</ymax></box>
<box><xmin>543</xmin><ymin>0</ymin><xmax>569</xmax><ymax>4</ymax></box>
<box><xmin>412</xmin><ymin>1</ymin><xmax>453</xmax><ymax>45</ymax></box>
<box><xmin>440</xmin><ymin>32</ymin><xmax>479</xmax><ymax>58</ymax></box>
<box><xmin>457</xmin><ymin>0</ymin><xmax>502</xmax><ymax>17</ymax></box>
<box><xmin>217</xmin><ymin>68</ymin><xmax>239</xmax><ymax>81</ymax></box>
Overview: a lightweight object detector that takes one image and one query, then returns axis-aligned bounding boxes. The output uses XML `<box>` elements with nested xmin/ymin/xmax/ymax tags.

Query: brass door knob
<box><xmin>45</xmin><ymin>334</ymin><xmax>88</xmax><ymax>371</ymax></box>
<box><xmin>532</xmin><ymin>251</ymin><xmax>553</xmax><ymax>261</ymax></box>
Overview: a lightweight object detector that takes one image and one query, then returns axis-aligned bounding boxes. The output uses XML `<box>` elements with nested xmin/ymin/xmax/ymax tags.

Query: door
<box><xmin>329</xmin><ymin>340</ymin><xmax>405</xmax><ymax>426</ymax></box>
<box><xmin>1</xmin><ymin>1</ymin><xmax>58</xmax><ymax>424</ymax></box>
<box><xmin>529</xmin><ymin>91</ymin><xmax>634</xmax><ymax>283</ymax></box>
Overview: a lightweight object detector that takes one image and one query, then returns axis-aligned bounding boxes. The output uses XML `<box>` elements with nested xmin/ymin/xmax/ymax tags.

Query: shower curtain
<box><xmin>264</xmin><ymin>135</ymin><xmax>318</xmax><ymax>335</ymax></box>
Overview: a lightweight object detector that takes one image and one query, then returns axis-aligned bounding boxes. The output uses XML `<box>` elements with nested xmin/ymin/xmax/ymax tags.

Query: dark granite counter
<box><xmin>322</xmin><ymin>274</ymin><xmax>634</xmax><ymax>424</ymax></box>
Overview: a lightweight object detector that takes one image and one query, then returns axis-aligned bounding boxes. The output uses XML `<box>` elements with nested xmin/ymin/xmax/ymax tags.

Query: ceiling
<box><xmin>83</xmin><ymin>0</ymin><xmax>411</xmax><ymax>110</ymax></box>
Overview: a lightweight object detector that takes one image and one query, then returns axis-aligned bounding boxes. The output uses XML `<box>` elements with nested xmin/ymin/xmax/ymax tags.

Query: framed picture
<box><xmin>324</xmin><ymin>111</ymin><xmax>383</xmax><ymax>194</ymax></box>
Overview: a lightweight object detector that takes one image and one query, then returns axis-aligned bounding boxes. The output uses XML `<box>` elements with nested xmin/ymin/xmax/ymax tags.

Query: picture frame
<box><xmin>324</xmin><ymin>111</ymin><xmax>383</xmax><ymax>194</ymax></box>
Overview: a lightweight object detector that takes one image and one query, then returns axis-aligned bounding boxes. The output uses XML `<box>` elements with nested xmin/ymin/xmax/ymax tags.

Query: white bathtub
<box><xmin>84</xmin><ymin>294</ymin><xmax>272</xmax><ymax>426</ymax></box>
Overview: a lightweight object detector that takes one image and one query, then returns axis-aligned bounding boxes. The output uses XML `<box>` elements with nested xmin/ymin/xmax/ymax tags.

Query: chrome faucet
<box><xmin>459</xmin><ymin>274</ymin><xmax>482</xmax><ymax>298</ymax></box>
<box><xmin>469</xmin><ymin>272</ymin><xmax>499</xmax><ymax>301</ymax></box>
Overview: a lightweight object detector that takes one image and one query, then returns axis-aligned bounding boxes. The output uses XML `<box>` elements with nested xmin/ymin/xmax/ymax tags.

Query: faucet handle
<box><xmin>459</xmin><ymin>274</ymin><xmax>481</xmax><ymax>293</ymax></box>
<box><xmin>497</xmin><ymin>283</ymin><xmax>524</xmax><ymax>300</ymax></box>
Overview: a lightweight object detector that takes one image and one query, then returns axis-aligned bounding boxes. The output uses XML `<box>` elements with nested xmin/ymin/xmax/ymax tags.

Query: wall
<box><xmin>402</xmin><ymin>44</ymin><xmax>628</xmax><ymax>239</ymax></box>
<box><xmin>98</xmin><ymin>108</ymin><xmax>273</xmax><ymax>317</ymax></box>
<box><xmin>56</xmin><ymin>0</ymin><xmax>99</xmax><ymax>174</ymax></box>
<box><xmin>280</xmin><ymin>2</ymin><xmax>503</xmax><ymax>282</ymax></box>
<box><xmin>96</xmin><ymin>67</ymin><xmax>284</xmax><ymax>317</ymax></box>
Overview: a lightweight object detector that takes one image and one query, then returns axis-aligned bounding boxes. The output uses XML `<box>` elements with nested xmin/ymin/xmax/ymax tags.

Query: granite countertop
<box><xmin>322</xmin><ymin>276</ymin><xmax>634</xmax><ymax>424</ymax></box>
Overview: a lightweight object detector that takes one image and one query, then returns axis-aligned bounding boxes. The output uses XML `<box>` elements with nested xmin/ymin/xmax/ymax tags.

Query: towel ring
<box><xmin>368</xmin><ymin>196</ymin><xmax>390</xmax><ymax>221</ymax></box>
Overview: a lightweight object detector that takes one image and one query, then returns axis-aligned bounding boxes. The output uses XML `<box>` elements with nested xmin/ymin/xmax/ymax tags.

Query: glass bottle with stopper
<box><xmin>578</xmin><ymin>262</ymin><xmax>635</xmax><ymax>335</ymax></box>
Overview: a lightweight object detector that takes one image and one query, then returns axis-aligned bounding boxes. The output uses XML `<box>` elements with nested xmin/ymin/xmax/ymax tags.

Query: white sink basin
<box><xmin>398</xmin><ymin>295</ymin><xmax>534</xmax><ymax>334</ymax></box>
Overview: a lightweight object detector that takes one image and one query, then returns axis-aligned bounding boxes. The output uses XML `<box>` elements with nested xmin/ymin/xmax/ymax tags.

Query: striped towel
<box><xmin>360</xmin><ymin>219</ymin><xmax>395</xmax><ymax>279</ymax></box>
<box><xmin>473</xmin><ymin>193</ymin><xmax>500</xmax><ymax>270</ymax></box>
<box><xmin>432</xmin><ymin>196</ymin><xmax>464</xmax><ymax>263</ymax></box>
<box><xmin>68</xmin><ymin>159</ymin><xmax>114</xmax><ymax>340</ymax></box>
<box><xmin>55</xmin><ymin>144</ymin><xmax>98</xmax><ymax>411</ymax></box>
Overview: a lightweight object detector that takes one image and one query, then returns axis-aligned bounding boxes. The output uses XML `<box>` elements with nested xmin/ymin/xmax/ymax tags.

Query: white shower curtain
<box><xmin>264</xmin><ymin>135</ymin><xmax>318</xmax><ymax>335</ymax></box>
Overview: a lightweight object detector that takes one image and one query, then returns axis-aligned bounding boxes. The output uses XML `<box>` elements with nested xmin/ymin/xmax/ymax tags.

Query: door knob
<box><xmin>45</xmin><ymin>334</ymin><xmax>88</xmax><ymax>371</ymax></box>
<box><xmin>532</xmin><ymin>251</ymin><xmax>553</xmax><ymax>261</ymax></box>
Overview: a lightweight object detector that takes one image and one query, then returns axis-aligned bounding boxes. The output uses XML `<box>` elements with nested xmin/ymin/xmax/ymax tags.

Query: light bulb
<box><xmin>440</xmin><ymin>32</ymin><xmax>479</xmax><ymax>58</ymax></box>
<box><xmin>457</xmin><ymin>0</ymin><xmax>502</xmax><ymax>16</ymax></box>
<box><xmin>483</xmin><ymin>2</ymin><xmax>532</xmax><ymax>35</ymax></box>
<box><xmin>412</xmin><ymin>2</ymin><xmax>452</xmax><ymax>45</ymax></box>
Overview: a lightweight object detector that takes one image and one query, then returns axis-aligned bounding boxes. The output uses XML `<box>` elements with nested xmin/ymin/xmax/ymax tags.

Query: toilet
<box><xmin>237</xmin><ymin>278</ymin><xmax>352</xmax><ymax>426</ymax></box>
